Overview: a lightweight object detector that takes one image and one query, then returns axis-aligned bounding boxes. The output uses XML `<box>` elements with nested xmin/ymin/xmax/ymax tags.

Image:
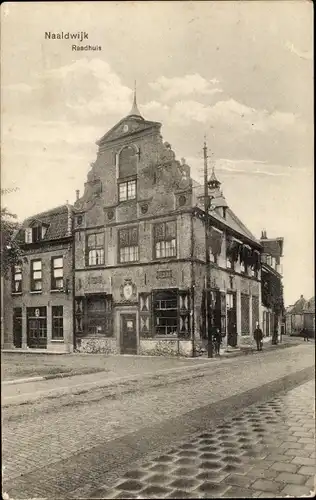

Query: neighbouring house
<box><xmin>285</xmin><ymin>295</ymin><xmax>315</xmax><ymax>337</ymax></box>
<box><xmin>2</xmin><ymin>205</ymin><xmax>74</xmax><ymax>352</ymax></box>
<box><xmin>72</xmin><ymin>92</ymin><xmax>262</xmax><ymax>356</ymax></box>
<box><xmin>260</xmin><ymin>231</ymin><xmax>285</xmax><ymax>340</ymax></box>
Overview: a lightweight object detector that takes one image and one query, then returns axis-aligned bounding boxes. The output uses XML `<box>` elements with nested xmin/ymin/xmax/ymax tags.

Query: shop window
<box><xmin>153</xmin><ymin>290</ymin><xmax>178</xmax><ymax>336</ymax></box>
<box><xmin>86</xmin><ymin>295</ymin><xmax>113</xmax><ymax>336</ymax></box>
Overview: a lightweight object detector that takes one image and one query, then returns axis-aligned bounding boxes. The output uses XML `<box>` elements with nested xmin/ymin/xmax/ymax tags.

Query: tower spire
<box><xmin>208</xmin><ymin>156</ymin><xmax>221</xmax><ymax>190</ymax></box>
<box><xmin>128</xmin><ymin>80</ymin><xmax>143</xmax><ymax>119</ymax></box>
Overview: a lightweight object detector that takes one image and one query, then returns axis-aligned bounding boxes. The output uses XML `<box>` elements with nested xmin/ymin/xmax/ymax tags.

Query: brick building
<box><xmin>285</xmin><ymin>295</ymin><xmax>315</xmax><ymax>337</ymax></box>
<box><xmin>72</xmin><ymin>94</ymin><xmax>262</xmax><ymax>356</ymax></box>
<box><xmin>2</xmin><ymin>205</ymin><xmax>74</xmax><ymax>352</ymax></box>
<box><xmin>260</xmin><ymin>231</ymin><xmax>285</xmax><ymax>340</ymax></box>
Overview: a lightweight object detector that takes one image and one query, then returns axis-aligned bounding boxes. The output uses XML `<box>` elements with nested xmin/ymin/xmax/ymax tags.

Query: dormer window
<box><xmin>25</xmin><ymin>223</ymin><xmax>49</xmax><ymax>243</ymax></box>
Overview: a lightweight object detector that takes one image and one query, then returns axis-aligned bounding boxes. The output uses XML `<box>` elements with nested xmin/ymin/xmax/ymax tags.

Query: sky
<box><xmin>1</xmin><ymin>1</ymin><xmax>313</xmax><ymax>306</ymax></box>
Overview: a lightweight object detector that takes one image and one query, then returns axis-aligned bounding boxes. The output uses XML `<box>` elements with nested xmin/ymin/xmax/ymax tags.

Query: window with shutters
<box><xmin>12</xmin><ymin>265</ymin><xmax>22</xmax><ymax>293</ymax></box>
<box><xmin>86</xmin><ymin>233</ymin><xmax>104</xmax><ymax>266</ymax></box>
<box><xmin>118</xmin><ymin>227</ymin><xmax>139</xmax><ymax>263</ymax></box>
<box><xmin>30</xmin><ymin>260</ymin><xmax>42</xmax><ymax>291</ymax></box>
<box><xmin>154</xmin><ymin>220</ymin><xmax>177</xmax><ymax>259</ymax></box>
<box><xmin>51</xmin><ymin>257</ymin><xmax>63</xmax><ymax>290</ymax></box>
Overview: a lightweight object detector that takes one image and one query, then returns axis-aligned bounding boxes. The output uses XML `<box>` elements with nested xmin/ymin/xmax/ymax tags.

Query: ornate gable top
<box><xmin>128</xmin><ymin>82</ymin><xmax>143</xmax><ymax>120</ymax></box>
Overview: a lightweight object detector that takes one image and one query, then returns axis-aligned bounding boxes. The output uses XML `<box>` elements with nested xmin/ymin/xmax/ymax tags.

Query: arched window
<box><xmin>118</xmin><ymin>145</ymin><xmax>137</xmax><ymax>179</ymax></box>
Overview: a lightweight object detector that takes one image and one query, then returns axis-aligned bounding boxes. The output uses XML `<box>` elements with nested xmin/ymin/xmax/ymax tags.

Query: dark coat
<box><xmin>254</xmin><ymin>327</ymin><xmax>263</xmax><ymax>341</ymax></box>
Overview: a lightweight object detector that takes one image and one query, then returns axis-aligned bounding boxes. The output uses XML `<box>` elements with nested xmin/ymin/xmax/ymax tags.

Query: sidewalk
<box><xmin>2</xmin><ymin>339</ymin><xmax>301</xmax><ymax>408</ymax></box>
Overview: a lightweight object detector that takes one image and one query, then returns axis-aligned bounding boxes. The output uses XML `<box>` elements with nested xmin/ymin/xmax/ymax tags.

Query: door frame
<box><xmin>115</xmin><ymin>306</ymin><xmax>139</xmax><ymax>355</ymax></box>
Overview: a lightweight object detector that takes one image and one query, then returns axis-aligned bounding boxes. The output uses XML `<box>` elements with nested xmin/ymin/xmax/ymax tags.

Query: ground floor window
<box><xmin>52</xmin><ymin>306</ymin><xmax>64</xmax><ymax>339</ymax></box>
<box><xmin>77</xmin><ymin>294</ymin><xmax>113</xmax><ymax>337</ymax></box>
<box><xmin>151</xmin><ymin>289</ymin><xmax>190</xmax><ymax>338</ymax></box>
<box><xmin>153</xmin><ymin>290</ymin><xmax>178</xmax><ymax>336</ymax></box>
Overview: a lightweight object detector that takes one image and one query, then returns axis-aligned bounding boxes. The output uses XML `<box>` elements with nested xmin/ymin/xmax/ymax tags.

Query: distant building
<box><xmin>72</xmin><ymin>92</ymin><xmax>262</xmax><ymax>356</ymax></box>
<box><xmin>2</xmin><ymin>205</ymin><xmax>74</xmax><ymax>352</ymax></box>
<box><xmin>260</xmin><ymin>231</ymin><xmax>285</xmax><ymax>339</ymax></box>
<box><xmin>285</xmin><ymin>295</ymin><xmax>315</xmax><ymax>337</ymax></box>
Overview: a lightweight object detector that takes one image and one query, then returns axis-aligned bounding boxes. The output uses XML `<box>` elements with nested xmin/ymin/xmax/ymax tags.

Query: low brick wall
<box><xmin>139</xmin><ymin>339</ymin><xmax>193</xmax><ymax>357</ymax></box>
<box><xmin>75</xmin><ymin>337</ymin><xmax>118</xmax><ymax>354</ymax></box>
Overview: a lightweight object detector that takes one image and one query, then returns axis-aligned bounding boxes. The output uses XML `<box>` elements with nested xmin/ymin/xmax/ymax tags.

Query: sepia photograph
<box><xmin>1</xmin><ymin>1</ymin><xmax>314</xmax><ymax>499</ymax></box>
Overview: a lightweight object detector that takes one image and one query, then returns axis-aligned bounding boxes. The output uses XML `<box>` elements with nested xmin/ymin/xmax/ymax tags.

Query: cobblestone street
<box><xmin>2</xmin><ymin>344</ymin><xmax>315</xmax><ymax>499</ymax></box>
<box><xmin>74</xmin><ymin>380</ymin><xmax>315</xmax><ymax>499</ymax></box>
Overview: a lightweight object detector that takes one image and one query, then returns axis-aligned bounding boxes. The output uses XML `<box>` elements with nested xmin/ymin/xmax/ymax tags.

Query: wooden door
<box><xmin>227</xmin><ymin>293</ymin><xmax>237</xmax><ymax>347</ymax></box>
<box><xmin>27</xmin><ymin>307</ymin><xmax>47</xmax><ymax>348</ymax></box>
<box><xmin>121</xmin><ymin>314</ymin><xmax>137</xmax><ymax>354</ymax></box>
<box><xmin>13</xmin><ymin>308</ymin><xmax>22</xmax><ymax>348</ymax></box>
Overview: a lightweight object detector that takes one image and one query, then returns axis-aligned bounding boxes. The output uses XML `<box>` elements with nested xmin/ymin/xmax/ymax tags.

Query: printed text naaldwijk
<box><xmin>45</xmin><ymin>31</ymin><xmax>89</xmax><ymax>42</ymax></box>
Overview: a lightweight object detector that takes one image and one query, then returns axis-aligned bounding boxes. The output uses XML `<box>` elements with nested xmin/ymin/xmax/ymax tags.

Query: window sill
<box><xmin>118</xmin><ymin>198</ymin><xmax>137</xmax><ymax>205</ymax></box>
<box><xmin>30</xmin><ymin>291</ymin><xmax>42</xmax><ymax>294</ymax></box>
<box><xmin>154</xmin><ymin>335</ymin><xmax>178</xmax><ymax>340</ymax></box>
<box><xmin>50</xmin><ymin>289</ymin><xmax>64</xmax><ymax>293</ymax></box>
<box><xmin>51</xmin><ymin>339</ymin><xmax>64</xmax><ymax>342</ymax></box>
<box><xmin>11</xmin><ymin>292</ymin><xmax>22</xmax><ymax>296</ymax></box>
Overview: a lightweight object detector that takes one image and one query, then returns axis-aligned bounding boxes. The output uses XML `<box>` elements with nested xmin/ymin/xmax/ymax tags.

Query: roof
<box><xmin>304</xmin><ymin>297</ymin><xmax>315</xmax><ymax>314</ymax></box>
<box><xmin>289</xmin><ymin>295</ymin><xmax>307</xmax><ymax>315</ymax></box>
<box><xmin>16</xmin><ymin>204</ymin><xmax>72</xmax><ymax>243</ymax></box>
<box><xmin>261</xmin><ymin>238</ymin><xmax>284</xmax><ymax>259</ymax></box>
<box><xmin>192</xmin><ymin>181</ymin><xmax>260</xmax><ymax>245</ymax></box>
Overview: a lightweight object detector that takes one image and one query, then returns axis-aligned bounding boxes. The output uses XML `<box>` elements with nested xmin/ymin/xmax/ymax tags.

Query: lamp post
<box><xmin>203</xmin><ymin>139</ymin><xmax>214</xmax><ymax>358</ymax></box>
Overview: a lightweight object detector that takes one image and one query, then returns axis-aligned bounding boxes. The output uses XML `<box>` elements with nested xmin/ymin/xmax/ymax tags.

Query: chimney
<box><xmin>76</xmin><ymin>189</ymin><xmax>80</xmax><ymax>201</ymax></box>
<box><xmin>66</xmin><ymin>202</ymin><xmax>72</xmax><ymax>236</ymax></box>
<box><xmin>261</xmin><ymin>230</ymin><xmax>267</xmax><ymax>239</ymax></box>
<box><xmin>300</xmin><ymin>294</ymin><xmax>304</xmax><ymax>299</ymax></box>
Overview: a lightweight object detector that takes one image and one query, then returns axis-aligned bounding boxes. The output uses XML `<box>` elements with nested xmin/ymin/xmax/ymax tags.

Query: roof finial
<box><xmin>128</xmin><ymin>80</ymin><xmax>143</xmax><ymax>119</ymax></box>
<box><xmin>208</xmin><ymin>155</ymin><xmax>221</xmax><ymax>190</ymax></box>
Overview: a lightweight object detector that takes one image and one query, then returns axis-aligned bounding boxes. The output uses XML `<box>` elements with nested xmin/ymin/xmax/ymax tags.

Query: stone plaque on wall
<box><xmin>157</xmin><ymin>269</ymin><xmax>172</xmax><ymax>279</ymax></box>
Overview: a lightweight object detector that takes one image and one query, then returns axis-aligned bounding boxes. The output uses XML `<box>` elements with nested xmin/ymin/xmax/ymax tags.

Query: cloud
<box><xmin>285</xmin><ymin>41</ymin><xmax>313</xmax><ymax>61</ymax></box>
<box><xmin>2</xmin><ymin>83</ymin><xmax>33</xmax><ymax>93</ymax></box>
<box><xmin>149</xmin><ymin>74</ymin><xmax>222</xmax><ymax>101</ymax></box>
<box><xmin>167</xmin><ymin>98</ymin><xmax>299</xmax><ymax>134</ymax></box>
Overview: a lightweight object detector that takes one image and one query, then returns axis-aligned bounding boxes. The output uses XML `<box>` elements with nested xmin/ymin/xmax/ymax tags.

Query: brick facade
<box><xmin>2</xmin><ymin>206</ymin><xmax>74</xmax><ymax>352</ymax></box>
<box><xmin>72</xmin><ymin>100</ymin><xmax>262</xmax><ymax>355</ymax></box>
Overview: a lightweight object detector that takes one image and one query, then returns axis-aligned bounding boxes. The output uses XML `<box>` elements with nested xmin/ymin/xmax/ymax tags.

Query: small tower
<box><xmin>208</xmin><ymin>164</ymin><xmax>228</xmax><ymax>218</ymax></box>
<box><xmin>128</xmin><ymin>81</ymin><xmax>144</xmax><ymax>120</ymax></box>
<box><xmin>208</xmin><ymin>165</ymin><xmax>221</xmax><ymax>191</ymax></box>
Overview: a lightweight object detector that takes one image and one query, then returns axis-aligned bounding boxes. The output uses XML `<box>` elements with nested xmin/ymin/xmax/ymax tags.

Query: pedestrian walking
<box><xmin>213</xmin><ymin>328</ymin><xmax>222</xmax><ymax>356</ymax></box>
<box><xmin>254</xmin><ymin>322</ymin><xmax>263</xmax><ymax>351</ymax></box>
<box><xmin>302</xmin><ymin>328</ymin><xmax>309</xmax><ymax>342</ymax></box>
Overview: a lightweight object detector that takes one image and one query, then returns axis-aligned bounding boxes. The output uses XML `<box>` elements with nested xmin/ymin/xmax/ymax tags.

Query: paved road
<box><xmin>2</xmin><ymin>344</ymin><xmax>314</xmax><ymax>498</ymax></box>
<box><xmin>79</xmin><ymin>380</ymin><xmax>315</xmax><ymax>499</ymax></box>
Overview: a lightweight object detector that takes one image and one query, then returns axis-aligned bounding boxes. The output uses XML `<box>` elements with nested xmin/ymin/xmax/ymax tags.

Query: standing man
<box><xmin>302</xmin><ymin>327</ymin><xmax>309</xmax><ymax>342</ymax></box>
<box><xmin>213</xmin><ymin>327</ymin><xmax>222</xmax><ymax>356</ymax></box>
<box><xmin>254</xmin><ymin>322</ymin><xmax>264</xmax><ymax>351</ymax></box>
